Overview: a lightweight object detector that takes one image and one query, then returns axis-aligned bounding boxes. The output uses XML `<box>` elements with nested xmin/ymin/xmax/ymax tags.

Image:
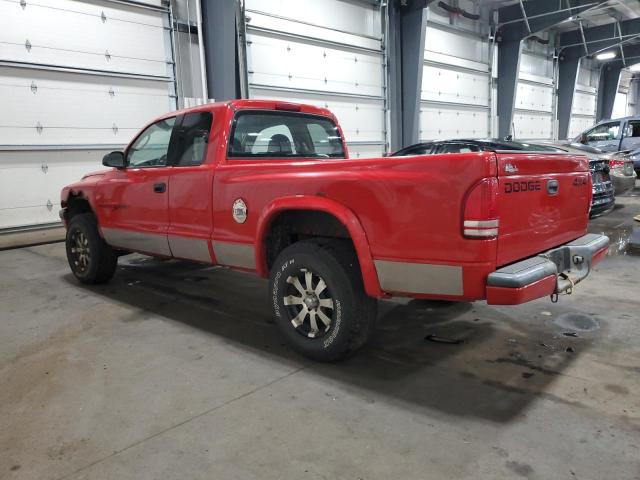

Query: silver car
<box><xmin>573</xmin><ymin>116</ymin><xmax>640</xmax><ymax>153</ymax></box>
<box><xmin>553</xmin><ymin>141</ymin><xmax>636</xmax><ymax>195</ymax></box>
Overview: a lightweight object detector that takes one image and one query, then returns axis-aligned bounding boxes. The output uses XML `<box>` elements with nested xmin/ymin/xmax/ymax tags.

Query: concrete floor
<box><xmin>2</xmin><ymin>188</ymin><xmax>640</xmax><ymax>480</ymax></box>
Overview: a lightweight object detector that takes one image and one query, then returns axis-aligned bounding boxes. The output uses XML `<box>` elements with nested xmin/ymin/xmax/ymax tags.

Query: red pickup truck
<box><xmin>60</xmin><ymin>100</ymin><xmax>609</xmax><ymax>361</ymax></box>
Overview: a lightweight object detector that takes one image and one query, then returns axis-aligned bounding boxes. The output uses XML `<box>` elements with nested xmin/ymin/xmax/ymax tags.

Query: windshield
<box><xmin>228</xmin><ymin>111</ymin><xmax>345</xmax><ymax>159</ymax></box>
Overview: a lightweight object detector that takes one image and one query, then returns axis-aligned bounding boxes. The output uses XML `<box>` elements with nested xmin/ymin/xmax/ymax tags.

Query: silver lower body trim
<box><xmin>212</xmin><ymin>241</ymin><xmax>255</xmax><ymax>269</ymax></box>
<box><xmin>374</xmin><ymin>260</ymin><xmax>463</xmax><ymax>296</ymax></box>
<box><xmin>102</xmin><ymin>227</ymin><xmax>171</xmax><ymax>256</ymax></box>
<box><xmin>168</xmin><ymin>235</ymin><xmax>212</xmax><ymax>263</ymax></box>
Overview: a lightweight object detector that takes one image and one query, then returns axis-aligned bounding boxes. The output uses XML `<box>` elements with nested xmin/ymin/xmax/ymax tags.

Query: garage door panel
<box><xmin>246</xmin><ymin>11</ymin><xmax>380</xmax><ymax>51</ymax></box>
<box><xmin>573</xmin><ymin>90</ymin><xmax>597</xmax><ymax>117</ymax></box>
<box><xmin>515</xmin><ymin>82</ymin><xmax>553</xmax><ymax>113</ymax></box>
<box><xmin>425</xmin><ymin>27</ymin><xmax>489</xmax><ymax>64</ymax></box>
<box><xmin>422</xmin><ymin>65</ymin><xmax>489</xmax><ymax>106</ymax></box>
<box><xmin>0</xmin><ymin>150</ymin><xmax>108</xmax><ymax>229</ymax></box>
<box><xmin>247</xmin><ymin>33</ymin><xmax>382</xmax><ymax>97</ymax></box>
<box><xmin>2</xmin><ymin>0</ymin><xmax>168</xmax><ymax>77</ymax></box>
<box><xmin>251</xmin><ymin>88</ymin><xmax>384</xmax><ymax>144</ymax></box>
<box><xmin>245</xmin><ymin>0</ymin><xmax>381</xmax><ymax>39</ymax></box>
<box><xmin>245</xmin><ymin>0</ymin><xmax>386</xmax><ymax>155</ymax></box>
<box><xmin>0</xmin><ymin>67</ymin><xmax>171</xmax><ymax>146</ymax></box>
<box><xmin>568</xmin><ymin>116</ymin><xmax>595</xmax><ymax>139</ymax></box>
<box><xmin>420</xmin><ymin>105</ymin><xmax>489</xmax><ymax>140</ymax></box>
<box><xmin>0</xmin><ymin>0</ymin><xmax>174</xmax><ymax>229</ymax></box>
<box><xmin>513</xmin><ymin>112</ymin><xmax>553</xmax><ymax>140</ymax></box>
<box><xmin>347</xmin><ymin>144</ymin><xmax>384</xmax><ymax>159</ymax></box>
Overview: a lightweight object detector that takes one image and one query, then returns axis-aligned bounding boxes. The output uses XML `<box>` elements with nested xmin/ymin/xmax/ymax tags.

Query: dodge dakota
<box><xmin>60</xmin><ymin>100</ymin><xmax>610</xmax><ymax>361</ymax></box>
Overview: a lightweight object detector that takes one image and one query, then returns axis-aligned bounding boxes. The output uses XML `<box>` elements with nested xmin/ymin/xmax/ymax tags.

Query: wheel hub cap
<box><xmin>283</xmin><ymin>268</ymin><xmax>334</xmax><ymax>338</ymax></box>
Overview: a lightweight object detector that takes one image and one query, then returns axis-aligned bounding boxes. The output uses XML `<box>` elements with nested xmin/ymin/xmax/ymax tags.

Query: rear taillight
<box><xmin>463</xmin><ymin>177</ymin><xmax>499</xmax><ymax>238</ymax></box>
<box><xmin>609</xmin><ymin>159</ymin><xmax>625</xmax><ymax>168</ymax></box>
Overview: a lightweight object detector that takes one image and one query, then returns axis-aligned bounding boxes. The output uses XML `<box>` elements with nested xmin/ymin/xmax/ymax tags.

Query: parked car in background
<box><xmin>551</xmin><ymin>142</ymin><xmax>636</xmax><ymax>196</ymax></box>
<box><xmin>573</xmin><ymin>115</ymin><xmax>640</xmax><ymax>152</ymax></box>
<box><xmin>391</xmin><ymin>139</ymin><xmax>616</xmax><ymax>217</ymax></box>
<box><xmin>603</xmin><ymin>151</ymin><xmax>637</xmax><ymax>194</ymax></box>
<box><xmin>622</xmin><ymin>148</ymin><xmax>640</xmax><ymax>177</ymax></box>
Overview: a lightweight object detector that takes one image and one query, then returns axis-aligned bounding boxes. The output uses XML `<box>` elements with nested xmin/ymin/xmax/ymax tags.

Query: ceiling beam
<box><xmin>497</xmin><ymin>0</ymin><xmax>607</xmax><ymax>42</ymax></box>
<box><xmin>560</xmin><ymin>17</ymin><xmax>640</xmax><ymax>60</ymax></box>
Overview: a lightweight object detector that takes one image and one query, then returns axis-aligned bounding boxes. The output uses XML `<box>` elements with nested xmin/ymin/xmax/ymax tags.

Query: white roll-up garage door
<box><xmin>568</xmin><ymin>61</ymin><xmax>598</xmax><ymax>139</ymax></box>
<box><xmin>513</xmin><ymin>48</ymin><xmax>555</xmax><ymax>140</ymax></box>
<box><xmin>420</xmin><ymin>8</ymin><xmax>491</xmax><ymax>141</ymax></box>
<box><xmin>243</xmin><ymin>0</ymin><xmax>387</xmax><ymax>158</ymax></box>
<box><xmin>0</xmin><ymin>0</ymin><xmax>176</xmax><ymax>230</ymax></box>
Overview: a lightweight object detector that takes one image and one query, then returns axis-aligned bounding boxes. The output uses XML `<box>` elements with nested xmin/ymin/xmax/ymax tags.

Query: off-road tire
<box><xmin>269</xmin><ymin>239</ymin><xmax>377</xmax><ymax>361</ymax></box>
<box><xmin>65</xmin><ymin>213</ymin><xmax>118</xmax><ymax>284</ymax></box>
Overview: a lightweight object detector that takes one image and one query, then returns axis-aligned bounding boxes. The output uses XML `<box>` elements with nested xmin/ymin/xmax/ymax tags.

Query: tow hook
<box><xmin>550</xmin><ymin>292</ymin><xmax>559</xmax><ymax>303</ymax></box>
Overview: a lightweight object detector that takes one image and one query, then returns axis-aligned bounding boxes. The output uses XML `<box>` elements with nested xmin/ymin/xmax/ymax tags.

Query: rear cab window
<box><xmin>228</xmin><ymin>111</ymin><xmax>345</xmax><ymax>159</ymax></box>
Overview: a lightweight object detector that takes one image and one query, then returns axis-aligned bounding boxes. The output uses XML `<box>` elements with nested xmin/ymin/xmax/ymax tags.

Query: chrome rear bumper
<box><xmin>486</xmin><ymin>234</ymin><xmax>610</xmax><ymax>304</ymax></box>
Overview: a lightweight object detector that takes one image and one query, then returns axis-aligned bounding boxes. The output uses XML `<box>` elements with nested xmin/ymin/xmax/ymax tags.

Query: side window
<box><xmin>127</xmin><ymin>117</ymin><xmax>176</xmax><ymax>168</ymax></box>
<box><xmin>586</xmin><ymin>122</ymin><xmax>620</xmax><ymax>141</ymax></box>
<box><xmin>174</xmin><ymin>112</ymin><xmax>213</xmax><ymax>166</ymax></box>
<box><xmin>228</xmin><ymin>111</ymin><xmax>345</xmax><ymax>159</ymax></box>
<box><xmin>624</xmin><ymin>120</ymin><xmax>640</xmax><ymax>138</ymax></box>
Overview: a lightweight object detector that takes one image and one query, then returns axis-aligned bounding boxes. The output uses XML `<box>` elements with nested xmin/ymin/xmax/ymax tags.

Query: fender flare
<box><xmin>255</xmin><ymin>196</ymin><xmax>384</xmax><ymax>298</ymax></box>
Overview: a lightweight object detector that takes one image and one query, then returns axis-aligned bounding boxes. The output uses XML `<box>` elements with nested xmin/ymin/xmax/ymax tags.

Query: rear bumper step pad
<box><xmin>486</xmin><ymin>233</ymin><xmax>609</xmax><ymax>305</ymax></box>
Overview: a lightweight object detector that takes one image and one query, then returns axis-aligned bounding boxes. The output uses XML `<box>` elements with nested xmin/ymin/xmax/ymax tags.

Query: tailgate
<box><xmin>495</xmin><ymin>152</ymin><xmax>591</xmax><ymax>266</ymax></box>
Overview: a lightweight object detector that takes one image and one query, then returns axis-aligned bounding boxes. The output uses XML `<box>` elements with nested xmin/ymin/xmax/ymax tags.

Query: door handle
<box><xmin>153</xmin><ymin>182</ymin><xmax>166</xmax><ymax>193</ymax></box>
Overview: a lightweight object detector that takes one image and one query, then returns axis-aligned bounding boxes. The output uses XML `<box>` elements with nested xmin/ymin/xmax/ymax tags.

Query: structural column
<box><xmin>388</xmin><ymin>0</ymin><xmax>429</xmax><ymax>151</ymax></box>
<box><xmin>201</xmin><ymin>0</ymin><xmax>239</xmax><ymax>101</ymax></box>
<box><xmin>596</xmin><ymin>64</ymin><xmax>623</xmax><ymax>121</ymax></box>
<box><xmin>556</xmin><ymin>57</ymin><xmax>581</xmax><ymax>140</ymax></box>
<box><xmin>496</xmin><ymin>40</ymin><xmax>522</xmax><ymax>139</ymax></box>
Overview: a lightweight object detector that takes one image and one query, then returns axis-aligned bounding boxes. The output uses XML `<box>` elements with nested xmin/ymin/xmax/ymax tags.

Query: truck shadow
<box><xmin>68</xmin><ymin>255</ymin><xmax>591</xmax><ymax>423</ymax></box>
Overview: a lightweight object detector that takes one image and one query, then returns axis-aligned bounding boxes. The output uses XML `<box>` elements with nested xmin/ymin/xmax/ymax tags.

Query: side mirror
<box><xmin>103</xmin><ymin>151</ymin><xmax>125</xmax><ymax>169</ymax></box>
<box><xmin>580</xmin><ymin>134</ymin><xmax>588</xmax><ymax>144</ymax></box>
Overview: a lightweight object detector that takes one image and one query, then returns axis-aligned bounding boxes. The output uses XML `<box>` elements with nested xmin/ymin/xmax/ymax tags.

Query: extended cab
<box><xmin>61</xmin><ymin>100</ymin><xmax>609</xmax><ymax>361</ymax></box>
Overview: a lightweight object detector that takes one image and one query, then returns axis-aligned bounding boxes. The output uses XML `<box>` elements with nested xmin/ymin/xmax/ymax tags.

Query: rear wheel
<box><xmin>65</xmin><ymin>213</ymin><xmax>117</xmax><ymax>284</ymax></box>
<box><xmin>269</xmin><ymin>239</ymin><xmax>377</xmax><ymax>361</ymax></box>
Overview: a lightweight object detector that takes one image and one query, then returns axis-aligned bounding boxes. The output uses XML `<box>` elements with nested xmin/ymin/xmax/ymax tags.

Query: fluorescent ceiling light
<box><xmin>596</xmin><ymin>52</ymin><xmax>616</xmax><ymax>60</ymax></box>
<box><xmin>630</xmin><ymin>63</ymin><xmax>640</xmax><ymax>72</ymax></box>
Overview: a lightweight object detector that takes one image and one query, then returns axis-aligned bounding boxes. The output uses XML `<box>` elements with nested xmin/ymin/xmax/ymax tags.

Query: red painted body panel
<box><xmin>60</xmin><ymin>99</ymin><xmax>597</xmax><ymax>305</ymax></box>
<box><xmin>495</xmin><ymin>153</ymin><xmax>591</xmax><ymax>266</ymax></box>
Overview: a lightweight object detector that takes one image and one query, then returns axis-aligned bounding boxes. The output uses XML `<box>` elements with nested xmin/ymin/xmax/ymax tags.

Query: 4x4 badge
<box><xmin>505</xmin><ymin>163</ymin><xmax>518</xmax><ymax>173</ymax></box>
<box><xmin>232</xmin><ymin>199</ymin><xmax>247</xmax><ymax>224</ymax></box>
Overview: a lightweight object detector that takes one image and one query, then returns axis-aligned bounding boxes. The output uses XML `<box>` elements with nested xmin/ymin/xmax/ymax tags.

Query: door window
<box><xmin>127</xmin><ymin>117</ymin><xmax>176</xmax><ymax>168</ymax></box>
<box><xmin>174</xmin><ymin>112</ymin><xmax>213</xmax><ymax>166</ymax></box>
<box><xmin>624</xmin><ymin>120</ymin><xmax>640</xmax><ymax>138</ymax></box>
<box><xmin>585</xmin><ymin>122</ymin><xmax>620</xmax><ymax>142</ymax></box>
<box><xmin>228</xmin><ymin>111</ymin><xmax>345</xmax><ymax>159</ymax></box>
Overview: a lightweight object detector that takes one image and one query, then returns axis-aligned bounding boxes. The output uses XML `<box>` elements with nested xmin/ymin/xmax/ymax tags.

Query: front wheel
<box><xmin>65</xmin><ymin>213</ymin><xmax>118</xmax><ymax>284</ymax></box>
<box><xmin>269</xmin><ymin>239</ymin><xmax>377</xmax><ymax>361</ymax></box>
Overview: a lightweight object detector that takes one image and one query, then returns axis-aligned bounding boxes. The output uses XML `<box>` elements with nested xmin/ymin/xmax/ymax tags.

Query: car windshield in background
<box><xmin>228</xmin><ymin>111</ymin><xmax>345</xmax><ymax>159</ymax></box>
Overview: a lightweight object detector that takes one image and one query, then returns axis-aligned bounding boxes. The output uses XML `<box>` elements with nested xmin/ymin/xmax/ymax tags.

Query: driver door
<box><xmin>97</xmin><ymin>116</ymin><xmax>178</xmax><ymax>256</ymax></box>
